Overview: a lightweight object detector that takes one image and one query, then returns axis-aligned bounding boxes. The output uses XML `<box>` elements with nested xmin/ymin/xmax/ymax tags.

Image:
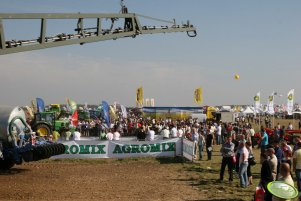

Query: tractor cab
<box><xmin>32</xmin><ymin>112</ymin><xmax>70</xmax><ymax>137</ymax></box>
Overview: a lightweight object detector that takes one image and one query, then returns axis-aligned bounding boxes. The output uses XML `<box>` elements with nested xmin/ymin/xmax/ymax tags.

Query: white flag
<box><xmin>287</xmin><ymin>89</ymin><xmax>294</xmax><ymax>115</ymax></box>
<box><xmin>120</xmin><ymin>105</ymin><xmax>127</xmax><ymax>119</ymax></box>
<box><xmin>254</xmin><ymin>92</ymin><xmax>260</xmax><ymax>115</ymax></box>
<box><xmin>267</xmin><ymin>92</ymin><xmax>275</xmax><ymax>115</ymax></box>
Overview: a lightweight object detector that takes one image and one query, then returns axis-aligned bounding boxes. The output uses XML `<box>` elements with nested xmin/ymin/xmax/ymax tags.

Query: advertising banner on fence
<box><xmin>53</xmin><ymin>140</ymin><xmax>108</xmax><ymax>159</ymax></box>
<box><xmin>182</xmin><ymin>139</ymin><xmax>194</xmax><ymax>161</ymax></box>
<box><xmin>53</xmin><ymin>138</ymin><xmax>182</xmax><ymax>159</ymax></box>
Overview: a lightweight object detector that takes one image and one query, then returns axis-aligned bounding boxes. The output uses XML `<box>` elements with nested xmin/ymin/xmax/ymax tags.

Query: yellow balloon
<box><xmin>234</xmin><ymin>74</ymin><xmax>240</xmax><ymax>80</ymax></box>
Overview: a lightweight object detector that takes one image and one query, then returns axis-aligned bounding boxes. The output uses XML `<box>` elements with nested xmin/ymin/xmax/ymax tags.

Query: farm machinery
<box><xmin>0</xmin><ymin>106</ymin><xmax>65</xmax><ymax>170</ymax></box>
<box><xmin>31</xmin><ymin>104</ymin><xmax>70</xmax><ymax>137</ymax></box>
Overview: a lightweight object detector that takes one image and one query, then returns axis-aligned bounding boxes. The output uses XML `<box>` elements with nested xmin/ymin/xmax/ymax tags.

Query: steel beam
<box><xmin>0</xmin><ymin>12</ymin><xmax>197</xmax><ymax>55</ymax></box>
<box><xmin>0</xmin><ymin>19</ymin><xmax>5</xmax><ymax>49</ymax></box>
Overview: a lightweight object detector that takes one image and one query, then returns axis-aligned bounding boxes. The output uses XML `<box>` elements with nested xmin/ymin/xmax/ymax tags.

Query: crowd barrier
<box><xmin>182</xmin><ymin>139</ymin><xmax>195</xmax><ymax>161</ymax></box>
<box><xmin>52</xmin><ymin>138</ymin><xmax>184</xmax><ymax>159</ymax></box>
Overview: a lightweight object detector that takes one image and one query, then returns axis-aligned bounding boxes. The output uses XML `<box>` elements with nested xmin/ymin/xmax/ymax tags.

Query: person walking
<box><xmin>192</xmin><ymin>128</ymin><xmax>199</xmax><ymax>159</ymax></box>
<box><xmin>206</xmin><ymin>129</ymin><xmax>214</xmax><ymax>160</ymax></box>
<box><xmin>246</xmin><ymin>142</ymin><xmax>254</xmax><ymax>185</ymax></box>
<box><xmin>216</xmin><ymin>123</ymin><xmax>222</xmax><ymax>145</ymax></box>
<box><xmin>238</xmin><ymin>140</ymin><xmax>249</xmax><ymax>188</ymax></box>
<box><xmin>198</xmin><ymin>131</ymin><xmax>206</xmax><ymax>160</ymax></box>
<box><xmin>219</xmin><ymin>136</ymin><xmax>235</xmax><ymax>182</ymax></box>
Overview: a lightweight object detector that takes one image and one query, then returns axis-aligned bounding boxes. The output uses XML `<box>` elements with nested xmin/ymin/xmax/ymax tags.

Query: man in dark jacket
<box><xmin>260</xmin><ymin>152</ymin><xmax>273</xmax><ymax>201</ymax></box>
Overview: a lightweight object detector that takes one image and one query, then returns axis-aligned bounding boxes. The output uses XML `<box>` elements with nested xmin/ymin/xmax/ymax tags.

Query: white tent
<box><xmin>243</xmin><ymin>107</ymin><xmax>254</xmax><ymax>114</ymax></box>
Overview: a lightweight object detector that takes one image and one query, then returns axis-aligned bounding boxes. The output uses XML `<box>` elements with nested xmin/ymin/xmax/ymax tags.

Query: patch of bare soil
<box><xmin>0</xmin><ymin>158</ymin><xmax>205</xmax><ymax>201</ymax></box>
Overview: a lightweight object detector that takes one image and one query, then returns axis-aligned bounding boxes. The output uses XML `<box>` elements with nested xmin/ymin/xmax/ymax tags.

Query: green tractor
<box><xmin>31</xmin><ymin>105</ymin><xmax>70</xmax><ymax>137</ymax></box>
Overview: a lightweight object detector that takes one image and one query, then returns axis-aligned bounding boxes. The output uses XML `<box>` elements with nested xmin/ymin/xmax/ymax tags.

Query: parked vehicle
<box><xmin>0</xmin><ymin>106</ymin><xmax>65</xmax><ymax>170</ymax></box>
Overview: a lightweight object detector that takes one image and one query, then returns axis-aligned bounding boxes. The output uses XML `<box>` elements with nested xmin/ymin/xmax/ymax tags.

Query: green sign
<box><xmin>267</xmin><ymin>181</ymin><xmax>298</xmax><ymax>199</ymax></box>
<box><xmin>254</xmin><ymin>95</ymin><xmax>260</xmax><ymax>101</ymax></box>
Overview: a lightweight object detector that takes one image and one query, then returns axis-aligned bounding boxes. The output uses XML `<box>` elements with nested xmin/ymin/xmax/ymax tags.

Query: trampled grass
<box><xmin>185</xmin><ymin>144</ymin><xmax>262</xmax><ymax>201</ymax></box>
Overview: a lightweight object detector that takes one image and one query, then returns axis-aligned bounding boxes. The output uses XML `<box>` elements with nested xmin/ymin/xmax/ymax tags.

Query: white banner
<box><xmin>287</xmin><ymin>89</ymin><xmax>294</xmax><ymax>115</ymax></box>
<box><xmin>53</xmin><ymin>138</ymin><xmax>182</xmax><ymax>159</ymax></box>
<box><xmin>267</xmin><ymin>92</ymin><xmax>275</xmax><ymax>115</ymax></box>
<box><xmin>53</xmin><ymin>140</ymin><xmax>109</xmax><ymax>159</ymax></box>
<box><xmin>182</xmin><ymin>139</ymin><xmax>194</xmax><ymax>161</ymax></box>
<box><xmin>254</xmin><ymin>92</ymin><xmax>261</xmax><ymax>115</ymax></box>
<box><xmin>109</xmin><ymin>138</ymin><xmax>182</xmax><ymax>158</ymax></box>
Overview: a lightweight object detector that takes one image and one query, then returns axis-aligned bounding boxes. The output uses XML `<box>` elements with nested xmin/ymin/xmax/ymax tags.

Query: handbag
<box><xmin>248</xmin><ymin>156</ymin><xmax>256</xmax><ymax>166</ymax></box>
<box><xmin>255</xmin><ymin>184</ymin><xmax>265</xmax><ymax>201</ymax></box>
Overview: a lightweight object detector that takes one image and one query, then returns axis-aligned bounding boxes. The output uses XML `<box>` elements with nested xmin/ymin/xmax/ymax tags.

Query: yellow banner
<box><xmin>136</xmin><ymin>87</ymin><xmax>143</xmax><ymax>106</ymax></box>
<box><xmin>194</xmin><ymin>87</ymin><xmax>203</xmax><ymax>105</ymax></box>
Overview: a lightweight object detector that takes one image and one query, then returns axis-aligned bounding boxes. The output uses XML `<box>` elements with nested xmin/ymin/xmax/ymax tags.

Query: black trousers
<box><xmin>220</xmin><ymin>157</ymin><xmax>233</xmax><ymax>181</ymax></box>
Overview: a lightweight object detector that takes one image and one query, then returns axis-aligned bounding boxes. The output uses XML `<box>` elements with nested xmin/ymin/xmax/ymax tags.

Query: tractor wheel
<box><xmin>36</xmin><ymin>124</ymin><xmax>51</xmax><ymax>137</ymax></box>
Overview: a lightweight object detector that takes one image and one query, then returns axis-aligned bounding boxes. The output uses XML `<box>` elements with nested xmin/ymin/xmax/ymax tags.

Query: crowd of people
<box><xmin>52</xmin><ymin>107</ymin><xmax>301</xmax><ymax>200</ymax></box>
<box><xmin>215</xmin><ymin>122</ymin><xmax>301</xmax><ymax>201</ymax></box>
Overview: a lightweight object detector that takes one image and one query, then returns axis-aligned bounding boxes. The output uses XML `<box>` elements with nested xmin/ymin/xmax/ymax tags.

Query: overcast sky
<box><xmin>0</xmin><ymin>0</ymin><xmax>300</xmax><ymax>107</ymax></box>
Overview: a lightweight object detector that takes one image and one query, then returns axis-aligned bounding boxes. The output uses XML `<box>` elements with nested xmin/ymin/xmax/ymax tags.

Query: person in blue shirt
<box><xmin>260</xmin><ymin>127</ymin><xmax>269</xmax><ymax>153</ymax></box>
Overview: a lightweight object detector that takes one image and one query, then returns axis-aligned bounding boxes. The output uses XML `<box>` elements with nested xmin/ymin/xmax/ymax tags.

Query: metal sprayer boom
<box><xmin>0</xmin><ymin>12</ymin><xmax>196</xmax><ymax>55</ymax></box>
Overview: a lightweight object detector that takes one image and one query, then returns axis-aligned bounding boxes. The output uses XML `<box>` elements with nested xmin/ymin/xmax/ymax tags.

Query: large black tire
<box><xmin>35</xmin><ymin>124</ymin><xmax>51</xmax><ymax>137</ymax></box>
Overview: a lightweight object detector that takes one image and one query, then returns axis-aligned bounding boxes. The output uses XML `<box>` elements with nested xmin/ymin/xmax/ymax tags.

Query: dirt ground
<box><xmin>0</xmin><ymin>158</ymin><xmax>207</xmax><ymax>201</ymax></box>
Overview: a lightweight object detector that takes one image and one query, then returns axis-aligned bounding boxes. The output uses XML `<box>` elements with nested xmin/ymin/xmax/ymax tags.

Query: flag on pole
<box><xmin>67</xmin><ymin>98</ymin><xmax>77</xmax><ymax>114</ymax></box>
<box><xmin>267</xmin><ymin>92</ymin><xmax>275</xmax><ymax>115</ymax></box>
<box><xmin>36</xmin><ymin>97</ymin><xmax>45</xmax><ymax>112</ymax></box>
<box><xmin>136</xmin><ymin>87</ymin><xmax>143</xmax><ymax>107</ymax></box>
<box><xmin>102</xmin><ymin>101</ymin><xmax>110</xmax><ymax>128</ymax></box>
<box><xmin>254</xmin><ymin>92</ymin><xmax>260</xmax><ymax>115</ymax></box>
<box><xmin>150</xmin><ymin>98</ymin><xmax>155</xmax><ymax>107</ymax></box>
<box><xmin>109</xmin><ymin>105</ymin><xmax>117</xmax><ymax>119</ymax></box>
<box><xmin>120</xmin><ymin>105</ymin><xmax>127</xmax><ymax>118</ymax></box>
<box><xmin>287</xmin><ymin>89</ymin><xmax>294</xmax><ymax>115</ymax></box>
<box><xmin>194</xmin><ymin>87</ymin><xmax>203</xmax><ymax>105</ymax></box>
<box><xmin>71</xmin><ymin>110</ymin><xmax>78</xmax><ymax>127</ymax></box>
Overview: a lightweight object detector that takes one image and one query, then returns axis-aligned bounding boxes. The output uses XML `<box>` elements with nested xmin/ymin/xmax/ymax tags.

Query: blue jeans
<box><xmin>199</xmin><ymin>144</ymin><xmax>203</xmax><ymax>160</ymax></box>
<box><xmin>216</xmin><ymin>134</ymin><xmax>221</xmax><ymax>145</ymax></box>
<box><xmin>239</xmin><ymin>162</ymin><xmax>249</xmax><ymax>187</ymax></box>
